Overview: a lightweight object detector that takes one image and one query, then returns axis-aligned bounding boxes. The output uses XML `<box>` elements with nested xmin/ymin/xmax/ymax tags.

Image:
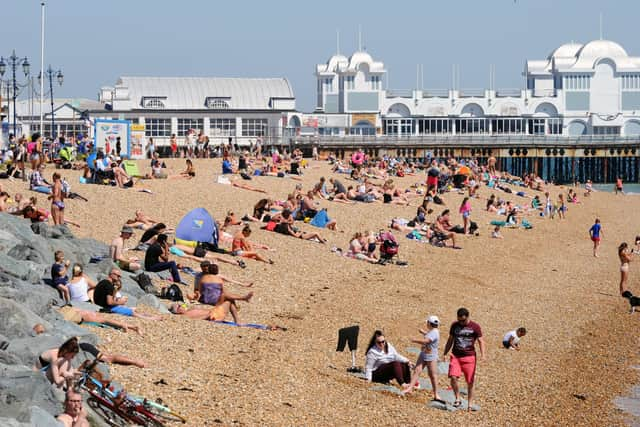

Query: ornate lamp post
<box><xmin>38</xmin><ymin>66</ymin><xmax>63</xmax><ymax>138</ymax></box>
<box><xmin>0</xmin><ymin>50</ymin><xmax>30</xmax><ymax>137</ymax></box>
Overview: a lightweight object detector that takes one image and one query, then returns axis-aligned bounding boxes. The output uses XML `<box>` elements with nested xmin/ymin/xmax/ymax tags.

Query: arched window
<box><xmin>142</xmin><ymin>97</ymin><xmax>165</xmax><ymax>109</ymax></box>
<box><xmin>206</xmin><ymin>98</ymin><xmax>230</xmax><ymax>109</ymax></box>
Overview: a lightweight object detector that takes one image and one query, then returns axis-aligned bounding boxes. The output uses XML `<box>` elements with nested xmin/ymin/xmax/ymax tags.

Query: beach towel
<box><xmin>217</xmin><ymin>175</ymin><xmax>231</xmax><ymax>185</ymax></box>
<box><xmin>212</xmin><ymin>320</ymin><xmax>286</xmax><ymax>331</ymax></box>
<box><xmin>122</xmin><ymin>160</ymin><xmax>142</xmax><ymax>177</ymax></box>
<box><xmin>309</xmin><ymin>209</ymin><xmax>330</xmax><ymax>228</ymax></box>
<box><xmin>490</xmin><ymin>220</ymin><xmax>507</xmax><ymax>227</ymax></box>
<box><xmin>521</xmin><ymin>219</ymin><xmax>533</xmax><ymax>229</ymax></box>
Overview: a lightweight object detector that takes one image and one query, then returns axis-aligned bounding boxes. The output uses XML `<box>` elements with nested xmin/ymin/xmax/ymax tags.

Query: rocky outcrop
<box><xmin>0</xmin><ymin>213</ymin><xmax>163</xmax><ymax>426</ymax></box>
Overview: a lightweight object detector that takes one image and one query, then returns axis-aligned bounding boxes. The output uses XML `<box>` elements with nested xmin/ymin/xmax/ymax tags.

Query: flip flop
<box><xmin>452</xmin><ymin>400</ymin><xmax>462</xmax><ymax>408</ymax></box>
<box><xmin>432</xmin><ymin>398</ymin><xmax>447</xmax><ymax>405</ymax></box>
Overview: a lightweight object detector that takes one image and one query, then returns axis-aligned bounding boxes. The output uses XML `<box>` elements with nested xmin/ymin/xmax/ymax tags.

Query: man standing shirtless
<box><xmin>49</xmin><ymin>172</ymin><xmax>65</xmax><ymax>225</ymax></box>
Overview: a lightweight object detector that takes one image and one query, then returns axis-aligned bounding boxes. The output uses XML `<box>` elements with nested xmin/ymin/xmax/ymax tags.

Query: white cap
<box><xmin>426</xmin><ymin>315</ymin><xmax>440</xmax><ymax>326</ymax></box>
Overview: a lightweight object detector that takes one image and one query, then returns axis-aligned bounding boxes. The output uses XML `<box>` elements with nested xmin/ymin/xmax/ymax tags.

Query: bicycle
<box><xmin>127</xmin><ymin>395</ymin><xmax>187</xmax><ymax>424</ymax></box>
<box><xmin>76</xmin><ymin>359</ymin><xmax>165</xmax><ymax>426</ymax></box>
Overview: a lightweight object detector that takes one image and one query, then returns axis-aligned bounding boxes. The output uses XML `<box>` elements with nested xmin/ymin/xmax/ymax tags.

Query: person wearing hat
<box><xmin>109</xmin><ymin>226</ymin><xmax>142</xmax><ymax>272</ymax></box>
<box><xmin>402</xmin><ymin>315</ymin><xmax>443</xmax><ymax>403</ymax></box>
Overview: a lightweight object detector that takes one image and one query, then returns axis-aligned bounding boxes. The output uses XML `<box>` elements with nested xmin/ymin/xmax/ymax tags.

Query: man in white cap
<box><xmin>109</xmin><ymin>225</ymin><xmax>141</xmax><ymax>272</ymax></box>
<box><xmin>403</xmin><ymin>315</ymin><xmax>443</xmax><ymax>403</ymax></box>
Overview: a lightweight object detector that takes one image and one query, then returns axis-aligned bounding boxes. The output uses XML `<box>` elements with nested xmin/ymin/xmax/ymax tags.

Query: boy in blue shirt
<box><xmin>589</xmin><ymin>218</ymin><xmax>603</xmax><ymax>257</ymax></box>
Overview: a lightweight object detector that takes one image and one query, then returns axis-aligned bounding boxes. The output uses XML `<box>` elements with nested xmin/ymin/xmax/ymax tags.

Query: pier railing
<box><xmin>287</xmin><ymin>134</ymin><xmax>640</xmax><ymax>147</ymax></box>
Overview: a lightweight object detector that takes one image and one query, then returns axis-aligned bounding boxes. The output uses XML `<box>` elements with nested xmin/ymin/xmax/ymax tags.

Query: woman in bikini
<box><xmin>232</xmin><ymin>225</ymin><xmax>273</xmax><ymax>264</ymax></box>
<box><xmin>190</xmin><ymin>262</ymin><xmax>253</xmax><ymax>323</ymax></box>
<box><xmin>37</xmin><ymin>337</ymin><xmax>80</xmax><ymax>389</ymax></box>
<box><xmin>619</xmin><ymin>242</ymin><xmax>633</xmax><ymax>295</ymax></box>
<box><xmin>274</xmin><ymin>210</ymin><xmax>327</xmax><ymax>243</ymax></box>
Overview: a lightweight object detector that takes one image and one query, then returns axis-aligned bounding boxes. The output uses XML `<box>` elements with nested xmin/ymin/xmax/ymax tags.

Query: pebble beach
<box><xmin>4</xmin><ymin>158</ymin><xmax>639</xmax><ymax>426</ymax></box>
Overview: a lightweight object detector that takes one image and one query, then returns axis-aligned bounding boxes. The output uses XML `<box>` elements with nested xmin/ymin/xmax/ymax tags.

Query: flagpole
<box><xmin>39</xmin><ymin>1</ymin><xmax>45</xmax><ymax>135</ymax></box>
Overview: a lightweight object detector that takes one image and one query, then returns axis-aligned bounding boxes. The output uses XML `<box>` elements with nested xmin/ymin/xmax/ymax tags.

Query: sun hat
<box><xmin>427</xmin><ymin>315</ymin><xmax>440</xmax><ymax>326</ymax></box>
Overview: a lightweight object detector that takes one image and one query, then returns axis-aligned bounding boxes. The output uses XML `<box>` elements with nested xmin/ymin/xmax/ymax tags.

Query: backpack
<box><xmin>161</xmin><ymin>284</ymin><xmax>184</xmax><ymax>302</ymax></box>
<box><xmin>135</xmin><ymin>273</ymin><xmax>155</xmax><ymax>294</ymax></box>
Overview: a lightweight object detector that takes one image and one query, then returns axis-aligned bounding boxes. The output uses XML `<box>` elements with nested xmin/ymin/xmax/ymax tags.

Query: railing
<box><xmin>423</xmin><ymin>89</ymin><xmax>449</xmax><ymax>98</ymax></box>
<box><xmin>532</xmin><ymin>89</ymin><xmax>556</xmax><ymax>97</ymax></box>
<box><xmin>458</xmin><ymin>89</ymin><xmax>486</xmax><ymax>98</ymax></box>
<box><xmin>385</xmin><ymin>89</ymin><xmax>413</xmax><ymax>98</ymax></box>
<box><xmin>495</xmin><ymin>89</ymin><xmax>522</xmax><ymax>98</ymax></box>
<box><xmin>289</xmin><ymin>134</ymin><xmax>640</xmax><ymax>147</ymax></box>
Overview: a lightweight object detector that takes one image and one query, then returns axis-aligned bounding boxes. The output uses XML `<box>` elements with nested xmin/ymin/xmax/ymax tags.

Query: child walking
<box><xmin>403</xmin><ymin>315</ymin><xmax>444</xmax><ymax>403</ymax></box>
<box><xmin>459</xmin><ymin>197</ymin><xmax>472</xmax><ymax>234</ymax></box>
<box><xmin>589</xmin><ymin>218</ymin><xmax>603</xmax><ymax>257</ymax></box>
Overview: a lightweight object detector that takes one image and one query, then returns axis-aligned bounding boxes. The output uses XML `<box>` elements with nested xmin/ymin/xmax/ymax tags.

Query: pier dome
<box><xmin>547</xmin><ymin>42</ymin><xmax>583</xmax><ymax>60</ymax></box>
<box><xmin>577</xmin><ymin>40</ymin><xmax>628</xmax><ymax>59</ymax></box>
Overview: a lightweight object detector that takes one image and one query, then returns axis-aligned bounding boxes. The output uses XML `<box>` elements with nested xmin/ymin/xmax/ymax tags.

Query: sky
<box><xmin>1</xmin><ymin>0</ymin><xmax>640</xmax><ymax>112</ymax></box>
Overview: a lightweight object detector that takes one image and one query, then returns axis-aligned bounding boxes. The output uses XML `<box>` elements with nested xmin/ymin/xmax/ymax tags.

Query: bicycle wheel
<box><xmin>142</xmin><ymin>401</ymin><xmax>187</xmax><ymax>424</ymax></box>
<box><xmin>87</xmin><ymin>396</ymin><xmax>130</xmax><ymax>427</ymax></box>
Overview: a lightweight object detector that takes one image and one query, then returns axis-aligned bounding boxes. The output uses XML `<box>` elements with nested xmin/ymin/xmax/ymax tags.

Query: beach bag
<box><xmin>135</xmin><ymin>273</ymin><xmax>155</xmax><ymax>294</ymax></box>
<box><xmin>265</xmin><ymin>221</ymin><xmax>277</xmax><ymax>232</ymax></box>
<box><xmin>161</xmin><ymin>284</ymin><xmax>184</xmax><ymax>302</ymax></box>
<box><xmin>194</xmin><ymin>244</ymin><xmax>207</xmax><ymax>258</ymax></box>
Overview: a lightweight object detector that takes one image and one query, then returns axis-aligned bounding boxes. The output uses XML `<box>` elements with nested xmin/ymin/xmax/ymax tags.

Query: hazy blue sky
<box><xmin>1</xmin><ymin>0</ymin><xmax>639</xmax><ymax>111</ymax></box>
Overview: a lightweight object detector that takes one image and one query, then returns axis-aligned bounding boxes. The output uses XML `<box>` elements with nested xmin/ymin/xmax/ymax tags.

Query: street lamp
<box><xmin>0</xmin><ymin>50</ymin><xmax>30</xmax><ymax>137</ymax></box>
<box><xmin>38</xmin><ymin>65</ymin><xmax>63</xmax><ymax>139</ymax></box>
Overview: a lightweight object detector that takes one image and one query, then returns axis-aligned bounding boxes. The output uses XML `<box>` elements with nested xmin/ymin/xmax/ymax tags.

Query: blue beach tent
<box><xmin>175</xmin><ymin>208</ymin><xmax>219</xmax><ymax>247</ymax></box>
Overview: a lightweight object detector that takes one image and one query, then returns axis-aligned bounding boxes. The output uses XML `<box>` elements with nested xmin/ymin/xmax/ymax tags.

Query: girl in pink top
<box><xmin>459</xmin><ymin>197</ymin><xmax>472</xmax><ymax>235</ymax></box>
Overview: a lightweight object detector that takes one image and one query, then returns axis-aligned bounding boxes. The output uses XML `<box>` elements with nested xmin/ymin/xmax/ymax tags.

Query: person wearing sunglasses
<box><xmin>364</xmin><ymin>330</ymin><xmax>412</xmax><ymax>387</ymax></box>
<box><xmin>93</xmin><ymin>268</ymin><xmax>162</xmax><ymax>320</ymax></box>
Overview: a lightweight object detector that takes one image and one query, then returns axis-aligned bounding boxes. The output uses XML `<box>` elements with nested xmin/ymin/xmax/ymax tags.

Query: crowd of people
<box><xmin>1</xmin><ymin>132</ymin><xmax>631</xmax><ymax>419</ymax></box>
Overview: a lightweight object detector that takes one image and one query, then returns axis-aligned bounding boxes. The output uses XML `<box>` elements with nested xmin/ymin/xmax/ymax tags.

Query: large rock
<box><xmin>138</xmin><ymin>294</ymin><xmax>170</xmax><ymax>314</ymax></box>
<box><xmin>0</xmin><ymin>298</ymin><xmax>51</xmax><ymax>339</ymax></box>
<box><xmin>0</xmin><ymin>364</ymin><xmax>60</xmax><ymax>421</ymax></box>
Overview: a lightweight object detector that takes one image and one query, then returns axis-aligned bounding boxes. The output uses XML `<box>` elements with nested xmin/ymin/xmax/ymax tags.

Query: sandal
<box><xmin>452</xmin><ymin>400</ymin><xmax>462</xmax><ymax>408</ymax></box>
<box><xmin>432</xmin><ymin>398</ymin><xmax>447</xmax><ymax>405</ymax></box>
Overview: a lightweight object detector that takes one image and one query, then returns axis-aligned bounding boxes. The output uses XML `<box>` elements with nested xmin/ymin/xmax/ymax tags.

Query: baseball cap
<box><xmin>120</xmin><ymin>225</ymin><xmax>134</xmax><ymax>234</ymax></box>
<box><xmin>426</xmin><ymin>315</ymin><xmax>440</xmax><ymax>326</ymax></box>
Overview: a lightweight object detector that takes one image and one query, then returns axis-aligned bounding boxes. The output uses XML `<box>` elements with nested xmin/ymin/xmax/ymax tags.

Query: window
<box><xmin>145</xmin><ymin>118</ymin><xmax>171</xmax><ymax>137</ymax></box>
<box><xmin>384</xmin><ymin>119</ymin><xmax>414</xmax><ymax>135</ymax></box>
<box><xmin>142</xmin><ymin>97</ymin><xmax>166</xmax><ymax>109</ymax></box>
<box><xmin>417</xmin><ymin>118</ymin><xmax>451</xmax><ymax>134</ymax></box>
<box><xmin>242</xmin><ymin>118</ymin><xmax>268</xmax><ymax>136</ymax></box>
<box><xmin>210</xmin><ymin>118</ymin><xmax>236</xmax><ymax>136</ymax></box>
<box><xmin>177</xmin><ymin>118</ymin><xmax>204</xmax><ymax>137</ymax></box>
<box><xmin>455</xmin><ymin>118</ymin><xmax>488</xmax><ymax>134</ymax></box>
<box><xmin>563</xmin><ymin>75</ymin><xmax>590</xmax><ymax>91</ymax></box>
<box><xmin>206</xmin><ymin>98</ymin><xmax>230</xmax><ymax>109</ymax></box>
<box><xmin>527</xmin><ymin>119</ymin><xmax>546</xmax><ymax>135</ymax></box>
<box><xmin>346</xmin><ymin>76</ymin><xmax>355</xmax><ymax>90</ymax></box>
<box><xmin>593</xmin><ymin>126</ymin><xmax>620</xmax><ymax>135</ymax></box>
<box><xmin>490</xmin><ymin>119</ymin><xmax>524</xmax><ymax>134</ymax></box>
<box><xmin>370</xmin><ymin>76</ymin><xmax>381</xmax><ymax>90</ymax></box>
<box><xmin>319</xmin><ymin>127</ymin><xmax>341</xmax><ymax>135</ymax></box>
<box><xmin>323</xmin><ymin>78</ymin><xmax>333</xmax><ymax>92</ymax></box>
<box><xmin>622</xmin><ymin>74</ymin><xmax>640</xmax><ymax>90</ymax></box>
<box><xmin>58</xmin><ymin>123</ymin><xmax>87</xmax><ymax>137</ymax></box>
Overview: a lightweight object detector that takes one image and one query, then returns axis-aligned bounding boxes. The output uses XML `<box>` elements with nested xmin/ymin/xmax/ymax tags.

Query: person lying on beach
<box><xmin>125</xmin><ymin>210</ymin><xmax>161</xmax><ymax>230</ymax></box>
<box><xmin>38</xmin><ymin>337</ymin><xmax>146</xmax><ymax>372</ymax></box>
<box><xmin>170</xmin><ymin>243</ymin><xmax>245</xmax><ymax>268</ymax></box>
<box><xmin>502</xmin><ymin>327</ymin><xmax>526</xmax><ymax>350</ymax></box>
<box><xmin>245</xmin><ymin>198</ymin><xmax>279</xmax><ymax>222</ymax></box>
<box><xmin>170</xmin><ymin>301</ymin><xmax>234</xmax><ymax>321</ymax></box>
<box><xmin>232</xmin><ymin>225</ymin><xmax>274</xmax><ymax>264</ymax></box>
<box><xmin>93</xmin><ymin>268</ymin><xmax>163</xmax><ymax>320</ymax></box>
<box><xmin>272</xmin><ymin>209</ymin><xmax>327</xmax><ymax>243</ymax></box>
<box><xmin>58</xmin><ymin>305</ymin><xmax>143</xmax><ymax>335</ymax></box>
<box><xmin>232</xmin><ymin>181</ymin><xmax>268</xmax><ymax>193</ymax></box>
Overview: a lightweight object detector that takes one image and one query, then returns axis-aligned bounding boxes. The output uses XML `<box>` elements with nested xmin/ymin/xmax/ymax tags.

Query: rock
<box><xmin>138</xmin><ymin>294</ymin><xmax>170</xmax><ymax>314</ymax></box>
<box><xmin>22</xmin><ymin>406</ymin><xmax>61</xmax><ymax>427</ymax></box>
<box><xmin>0</xmin><ymin>298</ymin><xmax>51</xmax><ymax>339</ymax></box>
<box><xmin>0</xmin><ymin>364</ymin><xmax>60</xmax><ymax>421</ymax></box>
<box><xmin>0</xmin><ymin>252</ymin><xmax>44</xmax><ymax>283</ymax></box>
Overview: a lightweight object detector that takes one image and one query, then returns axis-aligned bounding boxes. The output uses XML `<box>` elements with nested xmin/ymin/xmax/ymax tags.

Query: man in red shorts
<box><xmin>442</xmin><ymin>307</ymin><xmax>485</xmax><ymax>411</ymax></box>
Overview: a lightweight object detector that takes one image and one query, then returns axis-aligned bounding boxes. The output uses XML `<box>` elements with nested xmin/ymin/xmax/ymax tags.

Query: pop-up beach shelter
<box><xmin>175</xmin><ymin>208</ymin><xmax>219</xmax><ymax>247</ymax></box>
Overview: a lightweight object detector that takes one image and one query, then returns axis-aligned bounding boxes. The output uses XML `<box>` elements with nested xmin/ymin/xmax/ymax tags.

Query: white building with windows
<box><xmin>95</xmin><ymin>76</ymin><xmax>297</xmax><ymax>146</ymax></box>
<box><xmin>306</xmin><ymin>39</ymin><xmax>640</xmax><ymax>138</ymax></box>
